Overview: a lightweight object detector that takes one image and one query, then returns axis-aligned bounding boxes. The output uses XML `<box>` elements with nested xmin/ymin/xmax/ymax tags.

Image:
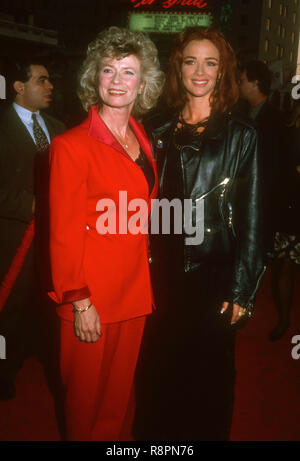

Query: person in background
<box><xmin>239</xmin><ymin>60</ymin><xmax>298</xmax><ymax>340</ymax></box>
<box><xmin>0</xmin><ymin>59</ymin><xmax>65</xmax><ymax>400</ymax></box>
<box><xmin>239</xmin><ymin>60</ymin><xmax>282</xmax><ymax>253</ymax></box>
<box><xmin>239</xmin><ymin>60</ymin><xmax>275</xmax><ymax>122</ymax></box>
<box><xmin>270</xmin><ymin>102</ymin><xmax>300</xmax><ymax>340</ymax></box>
<box><xmin>134</xmin><ymin>26</ymin><xmax>265</xmax><ymax>441</ymax></box>
<box><xmin>48</xmin><ymin>27</ymin><xmax>164</xmax><ymax>441</ymax></box>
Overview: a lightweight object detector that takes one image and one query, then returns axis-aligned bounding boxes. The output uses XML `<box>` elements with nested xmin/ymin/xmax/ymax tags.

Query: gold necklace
<box><xmin>102</xmin><ymin>118</ymin><xmax>129</xmax><ymax>149</ymax></box>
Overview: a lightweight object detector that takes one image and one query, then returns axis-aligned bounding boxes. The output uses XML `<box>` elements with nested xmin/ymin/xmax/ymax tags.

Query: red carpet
<box><xmin>231</xmin><ymin>268</ymin><xmax>300</xmax><ymax>441</ymax></box>
<box><xmin>0</xmin><ymin>269</ymin><xmax>299</xmax><ymax>441</ymax></box>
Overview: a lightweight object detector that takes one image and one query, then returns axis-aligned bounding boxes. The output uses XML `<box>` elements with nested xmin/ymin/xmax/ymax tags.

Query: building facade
<box><xmin>259</xmin><ymin>0</ymin><xmax>300</xmax><ymax>76</ymax></box>
<box><xmin>232</xmin><ymin>0</ymin><xmax>300</xmax><ymax>82</ymax></box>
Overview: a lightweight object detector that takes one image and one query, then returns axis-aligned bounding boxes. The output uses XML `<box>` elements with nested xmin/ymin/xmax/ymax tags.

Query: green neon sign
<box><xmin>129</xmin><ymin>12</ymin><xmax>211</xmax><ymax>33</ymax></box>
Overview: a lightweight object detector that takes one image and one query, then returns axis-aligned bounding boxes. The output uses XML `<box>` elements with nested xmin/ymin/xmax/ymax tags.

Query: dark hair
<box><xmin>10</xmin><ymin>58</ymin><xmax>48</xmax><ymax>83</ymax></box>
<box><xmin>7</xmin><ymin>58</ymin><xmax>47</xmax><ymax>99</ymax></box>
<box><xmin>165</xmin><ymin>26</ymin><xmax>239</xmax><ymax>114</ymax></box>
<box><xmin>240</xmin><ymin>60</ymin><xmax>272</xmax><ymax>96</ymax></box>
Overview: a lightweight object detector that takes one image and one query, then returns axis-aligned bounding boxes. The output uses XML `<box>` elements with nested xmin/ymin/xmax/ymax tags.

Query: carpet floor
<box><xmin>0</xmin><ymin>269</ymin><xmax>299</xmax><ymax>441</ymax></box>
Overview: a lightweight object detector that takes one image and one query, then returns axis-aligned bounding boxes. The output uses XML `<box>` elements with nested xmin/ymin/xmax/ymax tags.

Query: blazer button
<box><xmin>86</xmin><ymin>225</ymin><xmax>90</xmax><ymax>230</ymax></box>
<box><xmin>148</xmin><ymin>256</ymin><xmax>153</xmax><ymax>263</ymax></box>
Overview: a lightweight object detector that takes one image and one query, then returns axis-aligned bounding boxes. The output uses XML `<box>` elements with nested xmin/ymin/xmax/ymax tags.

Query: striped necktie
<box><xmin>32</xmin><ymin>113</ymin><xmax>49</xmax><ymax>152</ymax></box>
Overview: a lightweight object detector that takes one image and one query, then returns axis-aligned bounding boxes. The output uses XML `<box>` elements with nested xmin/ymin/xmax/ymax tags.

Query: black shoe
<box><xmin>269</xmin><ymin>322</ymin><xmax>290</xmax><ymax>341</ymax></box>
<box><xmin>0</xmin><ymin>379</ymin><xmax>16</xmax><ymax>401</ymax></box>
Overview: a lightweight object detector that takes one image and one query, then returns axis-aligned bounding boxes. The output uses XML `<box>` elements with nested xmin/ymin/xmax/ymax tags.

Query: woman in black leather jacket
<box><xmin>134</xmin><ymin>27</ymin><xmax>265</xmax><ymax>441</ymax></box>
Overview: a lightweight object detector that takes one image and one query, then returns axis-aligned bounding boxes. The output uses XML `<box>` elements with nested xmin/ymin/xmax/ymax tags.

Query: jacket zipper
<box><xmin>184</xmin><ymin>178</ymin><xmax>231</xmax><ymax>272</ymax></box>
<box><xmin>245</xmin><ymin>265</ymin><xmax>267</xmax><ymax>316</ymax></box>
<box><xmin>180</xmin><ymin>147</ymin><xmax>190</xmax><ymax>271</ymax></box>
<box><xmin>194</xmin><ymin>177</ymin><xmax>230</xmax><ymax>202</ymax></box>
<box><xmin>227</xmin><ymin>202</ymin><xmax>236</xmax><ymax>237</ymax></box>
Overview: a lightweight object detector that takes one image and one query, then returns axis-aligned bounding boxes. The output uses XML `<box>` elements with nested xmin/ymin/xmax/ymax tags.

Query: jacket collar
<box><xmin>87</xmin><ymin>104</ymin><xmax>153</xmax><ymax>158</ymax></box>
<box><xmin>86</xmin><ymin>105</ymin><xmax>157</xmax><ymax>199</ymax></box>
<box><xmin>88</xmin><ymin>104</ymin><xmax>125</xmax><ymax>155</ymax></box>
<box><xmin>204</xmin><ymin>112</ymin><xmax>229</xmax><ymax>140</ymax></box>
<box><xmin>2</xmin><ymin>105</ymin><xmax>37</xmax><ymax>152</ymax></box>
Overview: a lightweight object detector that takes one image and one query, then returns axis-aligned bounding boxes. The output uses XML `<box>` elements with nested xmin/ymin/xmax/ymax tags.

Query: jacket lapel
<box><xmin>43</xmin><ymin>113</ymin><xmax>57</xmax><ymax>141</ymax></box>
<box><xmin>88</xmin><ymin>106</ymin><xmax>158</xmax><ymax>200</ymax></box>
<box><xmin>4</xmin><ymin>106</ymin><xmax>37</xmax><ymax>154</ymax></box>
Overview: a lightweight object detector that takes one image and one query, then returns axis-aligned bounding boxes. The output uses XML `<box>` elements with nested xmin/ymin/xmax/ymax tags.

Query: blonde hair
<box><xmin>78</xmin><ymin>27</ymin><xmax>165</xmax><ymax>116</ymax></box>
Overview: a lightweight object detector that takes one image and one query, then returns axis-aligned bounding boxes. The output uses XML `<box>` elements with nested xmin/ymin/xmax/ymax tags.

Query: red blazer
<box><xmin>48</xmin><ymin>105</ymin><xmax>158</xmax><ymax>323</ymax></box>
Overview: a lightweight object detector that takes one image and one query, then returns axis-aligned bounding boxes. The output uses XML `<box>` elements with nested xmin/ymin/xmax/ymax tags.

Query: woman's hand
<box><xmin>73</xmin><ymin>303</ymin><xmax>102</xmax><ymax>343</ymax></box>
<box><xmin>221</xmin><ymin>301</ymin><xmax>246</xmax><ymax>325</ymax></box>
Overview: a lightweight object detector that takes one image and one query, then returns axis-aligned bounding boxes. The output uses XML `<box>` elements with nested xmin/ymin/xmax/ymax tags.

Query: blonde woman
<box><xmin>48</xmin><ymin>27</ymin><xmax>164</xmax><ymax>441</ymax></box>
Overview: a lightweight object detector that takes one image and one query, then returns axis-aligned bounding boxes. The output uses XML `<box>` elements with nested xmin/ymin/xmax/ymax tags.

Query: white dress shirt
<box><xmin>13</xmin><ymin>102</ymin><xmax>51</xmax><ymax>144</ymax></box>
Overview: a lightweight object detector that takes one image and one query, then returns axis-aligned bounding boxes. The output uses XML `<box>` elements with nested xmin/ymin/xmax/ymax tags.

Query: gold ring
<box><xmin>238</xmin><ymin>311</ymin><xmax>244</xmax><ymax>317</ymax></box>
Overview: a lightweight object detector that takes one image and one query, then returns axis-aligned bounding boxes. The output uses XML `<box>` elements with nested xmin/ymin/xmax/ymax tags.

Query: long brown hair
<box><xmin>165</xmin><ymin>27</ymin><xmax>239</xmax><ymax>114</ymax></box>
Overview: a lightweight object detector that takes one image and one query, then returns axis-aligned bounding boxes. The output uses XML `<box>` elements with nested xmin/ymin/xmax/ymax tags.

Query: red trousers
<box><xmin>60</xmin><ymin>315</ymin><xmax>146</xmax><ymax>441</ymax></box>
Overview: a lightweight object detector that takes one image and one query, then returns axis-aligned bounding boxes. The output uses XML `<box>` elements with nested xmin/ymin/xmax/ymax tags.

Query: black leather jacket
<box><xmin>148</xmin><ymin>110</ymin><xmax>266</xmax><ymax>314</ymax></box>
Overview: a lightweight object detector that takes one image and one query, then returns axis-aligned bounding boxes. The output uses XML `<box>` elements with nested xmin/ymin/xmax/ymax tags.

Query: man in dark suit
<box><xmin>239</xmin><ymin>60</ymin><xmax>282</xmax><ymax>242</ymax></box>
<box><xmin>239</xmin><ymin>60</ymin><xmax>286</xmax><ymax>340</ymax></box>
<box><xmin>239</xmin><ymin>60</ymin><xmax>283</xmax><ymax>132</ymax></box>
<box><xmin>0</xmin><ymin>59</ymin><xmax>65</xmax><ymax>399</ymax></box>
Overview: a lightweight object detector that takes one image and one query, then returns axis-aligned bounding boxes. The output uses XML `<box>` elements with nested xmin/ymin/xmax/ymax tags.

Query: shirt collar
<box><xmin>13</xmin><ymin>102</ymin><xmax>40</xmax><ymax>124</ymax></box>
<box><xmin>249</xmin><ymin>100</ymin><xmax>266</xmax><ymax>120</ymax></box>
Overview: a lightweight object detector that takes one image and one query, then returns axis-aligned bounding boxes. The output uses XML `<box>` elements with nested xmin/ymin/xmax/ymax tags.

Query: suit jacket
<box><xmin>0</xmin><ymin>105</ymin><xmax>65</xmax><ymax>284</ymax></box>
<box><xmin>253</xmin><ymin>101</ymin><xmax>283</xmax><ymax>250</ymax></box>
<box><xmin>48</xmin><ymin>105</ymin><xmax>158</xmax><ymax>324</ymax></box>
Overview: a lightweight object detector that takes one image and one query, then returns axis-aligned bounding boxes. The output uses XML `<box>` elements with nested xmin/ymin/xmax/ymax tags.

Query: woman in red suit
<box><xmin>48</xmin><ymin>27</ymin><xmax>164</xmax><ymax>441</ymax></box>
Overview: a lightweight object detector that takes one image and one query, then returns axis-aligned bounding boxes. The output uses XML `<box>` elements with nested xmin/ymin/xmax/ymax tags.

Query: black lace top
<box><xmin>135</xmin><ymin>149</ymin><xmax>155</xmax><ymax>196</ymax></box>
<box><xmin>161</xmin><ymin>118</ymin><xmax>208</xmax><ymax>269</ymax></box>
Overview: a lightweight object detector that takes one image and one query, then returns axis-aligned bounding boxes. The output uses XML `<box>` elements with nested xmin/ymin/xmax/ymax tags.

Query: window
<box><xmin>284</xmin><ymin>6</ymin><xmax>288</xmax><ymax>17</ymax></box>
<box><xmin>240</xmin><ymin>14</ymin><xmax>249</xmax><ymax>26</ymax></box>
<box><xmin>280</xmin><ymin>47</ymin><xmax>285</xmax><ymax>58</ymax></box>
<box><xmin>290</xmin><ymin>50</ymin><xmax>294</xmax><ymax>62</ymax></box>
<box><xmin>276</xmin><ymin>44</ymin><xmax>280</xmax><ymax>57</ymax></box>
<box><xmin>266</xmin><ymin>18</ymin><xmax>271</xmax><ymax>31</ymax></box>
<box><xmin>282</xmin><ymin>27</ymin><xmax>286</xmax><ymax>38</ymax></box>
<box><xmin>268</xmin><ymin>0</ymin><xmax>272</xmax><ymax>8</ymax></box>
<box><xmin>279</xmin><ymin>3</ymin><xmax>283</xmax><ymax>15</ymax></box>
<box><xmin>265</xmin><ymin>39</ymin><xmax>269</xmax><ymax>52</ymax></box>
<box><xmin>292</xmin><ymin>31</ymin><xmax>295</xmax><ymax>44</ymax></box>
<box><xmin>277</xmin><ymin>24</ymin><xmax>282</xmax><ymax>36</ymax></box>
<box><xmin>293</xmin><ymin>12</ymin><xmax>297</xmax><ymax>24</ymax></box>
